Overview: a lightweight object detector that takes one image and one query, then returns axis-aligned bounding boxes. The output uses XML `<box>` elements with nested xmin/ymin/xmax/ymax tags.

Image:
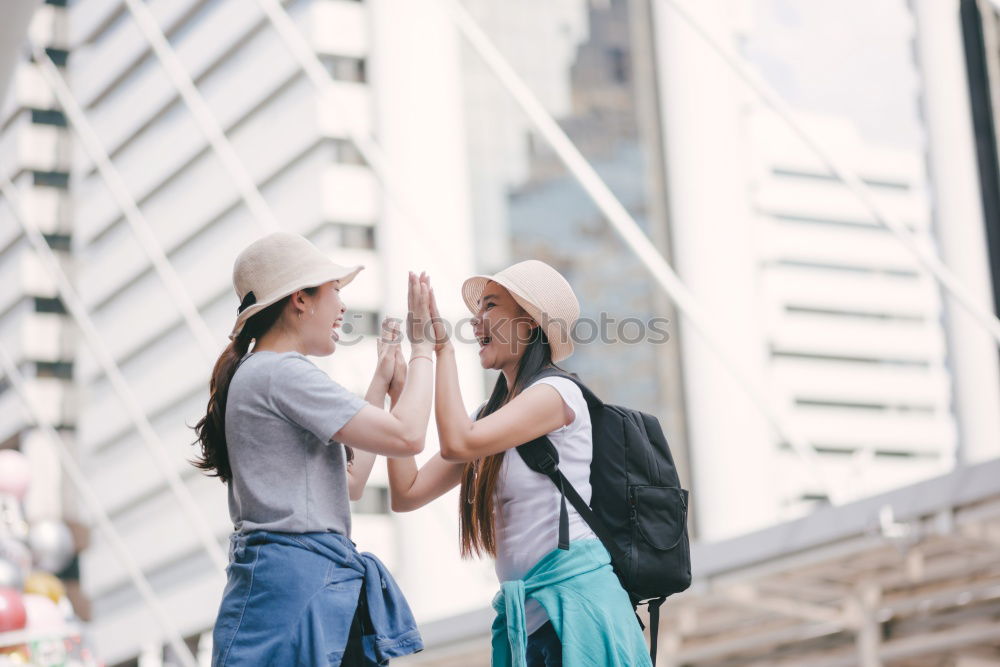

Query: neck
<box><xmin>500</xmin><ymin>360</ymin><xmax>519</xmax><ymax>390</ymax></box>
<box><xmin>253</xmin><ymin>327</ymin><xmax>305</xmax><ymax>355</ymax></box>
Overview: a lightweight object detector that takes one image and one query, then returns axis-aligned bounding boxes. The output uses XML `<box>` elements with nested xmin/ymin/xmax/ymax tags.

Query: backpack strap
<box><xmin>646</xmin><ymin>597</ymin><xmax>665</xmax><ymax>664</ymax></box>
<box><xmin>516</xmin><ymin>436</ymin><xmax>629</xmax><ymax>573</ymax></box>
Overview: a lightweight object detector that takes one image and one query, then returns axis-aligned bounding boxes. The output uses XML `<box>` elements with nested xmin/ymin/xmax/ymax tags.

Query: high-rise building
<box><xmin>0</xmin><ymin>0</ymin><xmax>88</xmax><ymax>616</ymax></box>
<box><xmin>3</xmin><ymin>0</ymin><xmax>999</xmax><ymax>664</ymax></box>
<box><xmin>4</xmin><ymin>0</ymin><xmax>492</xmax><ymax>662</ymax></box>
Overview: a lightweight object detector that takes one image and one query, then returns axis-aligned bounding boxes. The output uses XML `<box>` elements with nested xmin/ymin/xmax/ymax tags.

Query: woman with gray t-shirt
<box><xmin>192</xmin><ymin>232</ymin><xmax>435</xmax><ymax>666</ymax></box>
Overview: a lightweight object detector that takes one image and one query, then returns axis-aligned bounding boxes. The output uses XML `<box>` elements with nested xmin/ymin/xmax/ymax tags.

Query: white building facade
<box><xmin>4</xmin><ymin>0</ymin><xmax>493</xmax><ymax>663</ymax></box>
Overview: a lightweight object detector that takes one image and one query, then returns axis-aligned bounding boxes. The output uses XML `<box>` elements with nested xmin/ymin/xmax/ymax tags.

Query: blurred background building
<box><xmin>1</xmin><ymin>0</ymin><xmax>999</xmax><ymax>665</ymax></box>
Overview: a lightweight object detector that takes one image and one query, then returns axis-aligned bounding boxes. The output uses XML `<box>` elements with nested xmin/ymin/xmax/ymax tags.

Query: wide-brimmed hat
<box><xmin>462</xmin><ymin>260</ymin><xmax>579</xmax><ymax>362</ymax></box>
<box><xmin>229</xmin><ymin>232</ymin><xmax>363</xmax><ymax>339</ymax></box>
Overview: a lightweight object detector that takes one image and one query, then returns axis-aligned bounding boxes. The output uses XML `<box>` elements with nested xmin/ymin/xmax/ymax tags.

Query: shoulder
<box><xmin>528</xmin><ymin>375</ymin><xmax>585</xmax><ymax>407</ymax></box>
<box><xmin>272</xmin><ymin>352</ymin><xmax>323</xmax><ymax>377</ymax></box>
<box><xmin>526</xmin><ymin>375</ymin><xmax>586</xmax><ymax>429</ymax></box>
<box><xmin>267</xmin><ymin>352</ymin><xmax>339</xmax><ymax>392</ymax></box>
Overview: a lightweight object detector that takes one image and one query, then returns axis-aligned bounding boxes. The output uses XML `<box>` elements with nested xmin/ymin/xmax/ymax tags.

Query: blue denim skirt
<box><xmin>212</xmin><ymin>531</ymin><xmax>372</xmax><ymax>666</ymax></box>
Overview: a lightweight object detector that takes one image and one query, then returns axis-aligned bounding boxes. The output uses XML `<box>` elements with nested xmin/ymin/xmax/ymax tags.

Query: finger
<box><xmin>380</xmin><ymin>316</ymin><xmax>391</xmax><ymax>344</ymax></box>
<box><xmin>420</xmin><ymin>282</ymin><xmax>430</xmax><ymax>313</ymax></box>
<box><xmin>410</xmin><ymin>272</ymin><xmax>419</xmax><ymax>313</ymax></box>
<box><xmin>428</xmin><ymin>287</ymin><xmax>440</xmax><ymax>319</ymax></box>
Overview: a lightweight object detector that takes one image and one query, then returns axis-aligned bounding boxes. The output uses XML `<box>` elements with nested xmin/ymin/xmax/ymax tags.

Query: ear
<box><xmin>289</xmin><ymin>289</ymin><xmax>310</xmax><ymax>315</ymax></box>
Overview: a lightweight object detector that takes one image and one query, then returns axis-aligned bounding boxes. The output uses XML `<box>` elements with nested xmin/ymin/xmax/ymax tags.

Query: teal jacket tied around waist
<box><xmin>491</xmin><ymin>539</ymin><xmax>653</xmax><ymax>667</ymax></box>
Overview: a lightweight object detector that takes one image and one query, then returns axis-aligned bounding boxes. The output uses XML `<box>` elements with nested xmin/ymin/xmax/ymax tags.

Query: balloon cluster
<box><xmin>0</xmin><ymin>450</ymin><xmax>98</xmax><ymax>666</ymax></box>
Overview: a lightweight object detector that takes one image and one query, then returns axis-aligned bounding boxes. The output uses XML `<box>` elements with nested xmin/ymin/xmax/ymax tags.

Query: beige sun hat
<box><xmin>229</xmin><ymin>232</ymin><xmax>363</xmax><ymax>339</ymax></box>
<box><xmin>462</xmin><ymin>260</ymin><xmax>580</xmax><ymax>362</ymax></box>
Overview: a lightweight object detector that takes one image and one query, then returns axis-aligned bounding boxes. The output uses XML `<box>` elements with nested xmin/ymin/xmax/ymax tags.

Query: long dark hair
<box><xmin>459</xmin><ymin>327</ymin><xmax>560</xmax><ymax>558</ymax></box>
<box><xmin>191</xmin><ymin>287</ymin><xmax>318</xmax><ymax>483</ymax></box>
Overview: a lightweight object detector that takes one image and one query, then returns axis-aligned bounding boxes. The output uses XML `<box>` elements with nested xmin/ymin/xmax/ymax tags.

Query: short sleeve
<box><xmin>529</xmin><ymin>376</ymin><xmax>583</xmax><ymax>427</ymax></box>
<box><xmin>269</xmin><ymin>354</ymin><xmax>367</xmax><ymax>443</ymax></box>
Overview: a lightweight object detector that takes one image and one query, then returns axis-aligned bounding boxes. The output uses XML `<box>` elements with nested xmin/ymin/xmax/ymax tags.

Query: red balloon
<box><xmin>0</xmin><ymin>587</ymin><xmax>27</xmax><ymax>632</ymax></box>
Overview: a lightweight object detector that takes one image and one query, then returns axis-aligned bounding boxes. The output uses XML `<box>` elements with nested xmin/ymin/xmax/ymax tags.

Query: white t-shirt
<box><xmin>493</xmin><ymin>376</ymin><xmax>596</xmax><ymax>635</ymax></box>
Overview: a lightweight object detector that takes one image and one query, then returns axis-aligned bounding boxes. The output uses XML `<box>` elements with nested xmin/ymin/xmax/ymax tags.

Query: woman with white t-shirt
<box><xmin>387</xmin><ymin>260</ymin><xmax>651</xmax><ymax>667</ymax></box>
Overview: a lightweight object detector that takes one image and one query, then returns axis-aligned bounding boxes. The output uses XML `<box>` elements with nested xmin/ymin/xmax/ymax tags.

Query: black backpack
<box><xmin>515</xmin><ymin>368</ymin><xmax>691</xmax><ymax>663</ymax></box>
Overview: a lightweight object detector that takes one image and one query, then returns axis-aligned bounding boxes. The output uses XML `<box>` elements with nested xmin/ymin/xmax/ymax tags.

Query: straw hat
<box><xmin>462</xmin><ymin>260</ymin><xmax>580</xmax><ymax>362</ymax></box>
<box><xmin>229</xmin><ymin>232</ymin><xmax>363</xmax><ymax>339</ymax></box>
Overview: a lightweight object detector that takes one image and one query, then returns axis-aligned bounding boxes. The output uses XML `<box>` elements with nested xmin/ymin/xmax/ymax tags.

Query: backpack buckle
<box><xmin>535</xmin><ymin>451</ymin><xmax>558</xmax><ymax>475</ymax></box>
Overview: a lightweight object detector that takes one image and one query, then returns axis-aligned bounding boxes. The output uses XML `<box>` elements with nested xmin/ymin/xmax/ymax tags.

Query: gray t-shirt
<box><xmin>225</xmin><ymin>350</ymin><xmax>367</xmax><ymax>536</ymax></box>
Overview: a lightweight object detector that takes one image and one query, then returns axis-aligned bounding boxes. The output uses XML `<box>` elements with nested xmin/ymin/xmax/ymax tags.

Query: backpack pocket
<box><xmin>629</xmin><ymin>485</ymin><xmax>691</xmax><ymax>598</ymax></box>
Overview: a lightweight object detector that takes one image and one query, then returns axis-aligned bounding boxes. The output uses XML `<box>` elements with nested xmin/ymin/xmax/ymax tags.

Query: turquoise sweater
<box><xmin>491</xmin><ymin>539</ymin><xmax>653</xmax><ymax>667</ymax></box>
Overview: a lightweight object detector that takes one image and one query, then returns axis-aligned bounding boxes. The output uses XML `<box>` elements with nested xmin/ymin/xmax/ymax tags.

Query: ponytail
<box><xmin>192</xmin><ymin>293</ymin><xmax>300</xmax><ymax>483</ymax></box>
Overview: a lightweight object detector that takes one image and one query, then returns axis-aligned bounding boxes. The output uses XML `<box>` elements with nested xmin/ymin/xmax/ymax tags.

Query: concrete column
<box><xmin>652</xmin><ymin>0</ymin><xmax>777</xmax><ymax>540</ymax></box>
<box><xmin>913</xmin><ymin>0</ymin><xmax>1000</xmax><ymax>464</ymax></box>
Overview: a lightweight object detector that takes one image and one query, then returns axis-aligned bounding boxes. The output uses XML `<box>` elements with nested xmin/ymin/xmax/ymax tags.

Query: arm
<box><xmin>346</xmin><ymin>374</ymin><xmax>388</xmax><ymax>501</ymax></box>
<box><xmin>434</xmin><ymin>346</ymin><xmax>568</xmax><ymax>462</ymax></box>
<box><xmin>386</xmin><ymin>452</ymin><xmax>465</xmax><ymax>512</ymax></box>
<box><xmin>346</xmin><ymin>320</ymin><xmax>400</xmax><ymax>501</ymax></box>
<box><xmin>334</xmin><ymin>273</ymin><xmax>435</xmax><ymax>457</ymax></box>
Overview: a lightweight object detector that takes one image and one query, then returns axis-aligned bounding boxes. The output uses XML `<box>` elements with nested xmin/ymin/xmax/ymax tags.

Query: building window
<box><xmin>352</xmin><ymin>486</ymin><xmax>389</xmax><ymax>514</ymax></box>
<box><xmin>34</xmin><ymin>296</ymin><xmax>67</xmax><ymax>314</ymax></box>
<box><xmin>609</xmin><ymin>47</ymin><xmax>628</xmax><ymax>83</ymax></box>
<box><xmin>35</xmin><ymin>361</ymin><xmax>73</xmax><ymax>380</ymax></box>
<box><xmin>32</xmin><ymin>171</ymin><xmax>69</xmax><ymax>189</ymax></box>
<box><xmin>39</xmin><ymin>48</ymin><xmax>68</xmax><ymax>67</ymax></box>
<box><xmin>323</xmin><ymin>56</ymin><xmax>367</xmax><ymax>83</ymax></box>
<box><xmin>30</xmin><ymin>109</ymin><xmax>68</xmax><ymax>127</ymax></box>
<box><xmin>330</xmin><ymin>139</ymin><xmax>366</xmax><ymax>166</ymax></box>
<box><xmin>340</xmin><ymin>224</ymin><xmax>375</xmax><ymax>250</ymax></box>
<box><xmin>43</xmin><ymin>234</ymin><xmax>72</xmax><ymax>252</ymax></box>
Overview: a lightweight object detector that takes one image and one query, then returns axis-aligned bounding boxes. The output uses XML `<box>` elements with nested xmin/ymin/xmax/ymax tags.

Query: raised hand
<box><xmin>406</xmin><ymin>272</ymin><xmax>433</xmax><ymax>355</ymax></box>
<box><xmin>375</xmin><ymin>316</ymin><xmax>400</xmax><ymax>386</ymax></box>
<box><xmin>389</xmin><ymin>344</ymin><xmax>407</xmax><ymax>404</ymax></box>
<box><xmin>427</xmin><ymin>285</ymin><xmax>450</xmax><ymax>353</ymax></box>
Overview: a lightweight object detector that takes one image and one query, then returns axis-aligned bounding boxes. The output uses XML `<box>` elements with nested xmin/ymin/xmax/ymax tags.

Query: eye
<box><xmin>484</xmin><ymin>302</ymin><xmax>495</xmax><ymax>310</ymax></box>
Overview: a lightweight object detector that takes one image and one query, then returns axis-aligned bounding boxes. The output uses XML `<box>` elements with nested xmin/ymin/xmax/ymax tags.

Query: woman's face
<box><xmin>471</xmin><ymin>281</ymin><xmax>537</xmax><ymax>371</ymax></box>
<box><xmin>296</xmin><ymin>281</ymin><xmax>346</xmax><ymax>356</ymax></box>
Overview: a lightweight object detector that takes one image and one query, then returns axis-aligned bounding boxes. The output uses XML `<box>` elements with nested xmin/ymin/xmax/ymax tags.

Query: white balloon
<box><xmin>0</xmin><ymin>556</ymin><xmax>24</xmax><ymax>589</ymax></box>
<box><xmin>28</xmin><ymin>520</ymin><xmax>75</xmax><ymax>574</ymax></box>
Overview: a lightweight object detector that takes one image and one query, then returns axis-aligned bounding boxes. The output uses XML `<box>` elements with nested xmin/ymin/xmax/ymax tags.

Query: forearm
<box><xmin>386</xmin><ymin>455</ymin><xmax>420</xmax><ymax>510</ymax></box>
<box><xmin>387</xmin><ymin>452</ymin><xmax>465</xmax><ymax>512</ymax></box>
<box><xmin>434</xmin><ymin>345</ymin><xmax>474</xmax><ymax>458</ymax></box>
<box><xmin>348</xmin><ymin>375</ymin><xmax>391</xmax><ymax>499</ymax></box>
<box><xmin>388</xmin><ymin>349</ymin><xmax>434</xmax><ymax>444</ymax></box>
